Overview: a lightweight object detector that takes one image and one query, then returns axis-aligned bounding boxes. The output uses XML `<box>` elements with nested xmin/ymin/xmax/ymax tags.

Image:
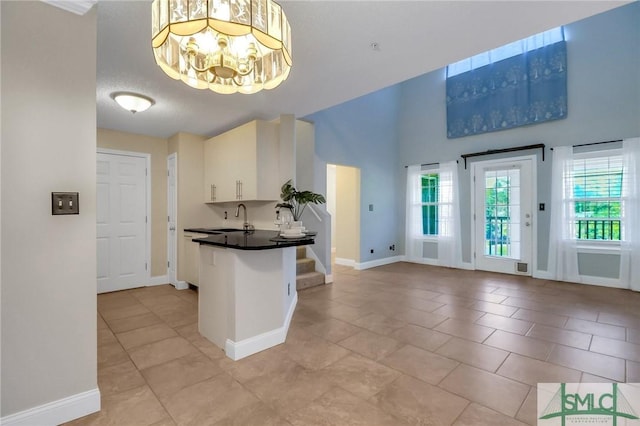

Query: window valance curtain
<box><xmin>446</xmin><ymin>41</ymin><xmax>567</xmax><ymax>138</ymax></box>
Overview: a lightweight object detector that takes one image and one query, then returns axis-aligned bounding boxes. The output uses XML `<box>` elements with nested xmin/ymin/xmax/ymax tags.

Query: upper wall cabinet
<box><xmin>204</xmin><ymin>120</ymin><xmax>280</xmax><ymax>203</ymax></box>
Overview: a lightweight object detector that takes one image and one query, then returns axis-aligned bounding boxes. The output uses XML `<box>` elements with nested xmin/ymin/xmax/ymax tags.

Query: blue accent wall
<box><xmin>306</xmin><ymin>86</ymin><xmax>401</xmax><ymax>264</ymax></box>
<box><xmin>307</xmin><ymin>2</ymin><xmax>640</xmax><ymax>271</ymax></box>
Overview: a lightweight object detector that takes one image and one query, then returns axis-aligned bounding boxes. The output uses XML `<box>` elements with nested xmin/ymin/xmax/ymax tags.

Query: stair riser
<box><xmin>296</xmin><ymin>260</ymin><xmax>316</xmax><ymax>275</ymax></box>
<box><xmin>296</xmin><ymin>246</ymin><xmax>306</xmax><ymax>260</ymax></box>
<box><xmin>296</xmin><ymin>274</ymin><xmax>325</xmax><ymax>290</ymax></box>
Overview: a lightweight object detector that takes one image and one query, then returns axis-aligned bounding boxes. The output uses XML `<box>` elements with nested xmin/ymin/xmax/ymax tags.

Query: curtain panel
<box><xmin>547</xmin><ymin>146</ymin><xmax>580</xmax><ymax>283</ymax></box>
<box><xmin>405</xmin><ymin>165</ymin><xmax>423</xmax><ymax>262</ymax></box>
<box><xmin>446</xmin><ymin>41</ymin><xmax>567</xmax><ymax>138</ymax></box>
<box><xmin>437</xmin><ymin>161</ymin><xmax>461</xmax><ymax>268</ymax></box>
<box><xmin>620</xmin><ymin>138</ymin><xmax>640</xmax><ymax>291</ymax></box>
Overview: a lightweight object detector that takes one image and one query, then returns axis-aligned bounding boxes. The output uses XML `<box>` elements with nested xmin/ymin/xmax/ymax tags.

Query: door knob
<box><xmin>525</xmin><ymin>222</ymin><xmax>531</xmax><ymax>227</ymax></box>
<box><xmin>169</xmin><ymin>226</ymin><xmax>176</xmax><ymax>231</ymax></box>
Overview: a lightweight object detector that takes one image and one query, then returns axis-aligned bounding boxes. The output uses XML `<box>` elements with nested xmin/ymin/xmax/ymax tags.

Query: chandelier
<box><xmin>151</xmin><ymin>0</ymin><xmax>292</xmax><ymax>95</ymax></box>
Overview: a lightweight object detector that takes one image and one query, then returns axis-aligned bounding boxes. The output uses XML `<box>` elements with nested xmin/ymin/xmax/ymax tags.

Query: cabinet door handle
<box><xmin>239</xmin><ymin>181</ymin><xmax>242</xmax><ymax>199</ymax></box>
<box><xmin>213</xmin><ymin>185</ymin><xmax>216</xmax><ymax>201</ymax></box>
<box><xmin>236</xmin><ymin>180</ymin><xmax>240</xmax><ymax>199</ymax></box>
<box><xmin>210</xmin><ymin>184</ymin><xmax>214</xmax><ymax>201</ymax></box>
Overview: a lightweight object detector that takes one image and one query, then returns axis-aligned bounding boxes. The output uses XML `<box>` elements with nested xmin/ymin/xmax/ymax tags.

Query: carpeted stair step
<box><xmin>296</xmin><ymin>246</ymin><xmax>306</xmax><ymax>260</ymax></box>
<box><xmin>296</xmin><ymin>271</ymin><xmax>325</xmax><ymax>291</ymax></box>
<box><xmin>297</xmin><ymin>257</ymin><xmax>316</xmax><ymax>275</ymax></box>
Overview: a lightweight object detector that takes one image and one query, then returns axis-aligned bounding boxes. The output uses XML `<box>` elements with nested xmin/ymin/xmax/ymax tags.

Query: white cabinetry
<box><xmin>204</xmin><ymin>120</ymin><xmax>279</xmax><ymax>203</ymax></box>
<box><xmin>183</xmin><ymin>232</ymin><xmax>206</xmax><ymax>286</ymax></box>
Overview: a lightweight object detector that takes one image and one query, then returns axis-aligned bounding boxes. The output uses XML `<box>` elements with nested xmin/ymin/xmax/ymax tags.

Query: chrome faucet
<box><xmin>235</xmin><ymin>203</ymin><xmax>251</xmax><ymax>231</ymax></box>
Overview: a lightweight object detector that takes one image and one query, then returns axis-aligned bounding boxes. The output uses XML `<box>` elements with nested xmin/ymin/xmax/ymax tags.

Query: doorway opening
<box><xmin>326</xmin><ymin>164</ymin><xmax>361</xmax><ymax>268</ymax></box>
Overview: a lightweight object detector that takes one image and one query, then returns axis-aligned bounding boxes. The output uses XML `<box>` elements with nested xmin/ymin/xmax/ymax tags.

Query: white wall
<box><xmin>1</xmin><ymin>1</ymin><xmax>98</xmax><ymax>421</ymax></box>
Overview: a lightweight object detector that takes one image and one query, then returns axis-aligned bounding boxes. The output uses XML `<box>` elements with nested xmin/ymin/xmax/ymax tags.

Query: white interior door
<box><xmin>167</xmin><ymin>154</ymin><xmax>177</xmax><ymax>285</ymax></box>
<box><xmin>473</xmin><ymin>158</ymin><xmax>534</xmax><ymax>275</ymax></box>
<box><xmin>97</xmin><ymin>152</ymin><xmax>148</xmax><ymax>293</ymax></box>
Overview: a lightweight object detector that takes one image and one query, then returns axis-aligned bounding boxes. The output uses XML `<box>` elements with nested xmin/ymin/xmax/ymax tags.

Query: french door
<box><xmin>472</xmin><ymin>157</ymin><xmax>534</xmax><ymax>275</ymax></box>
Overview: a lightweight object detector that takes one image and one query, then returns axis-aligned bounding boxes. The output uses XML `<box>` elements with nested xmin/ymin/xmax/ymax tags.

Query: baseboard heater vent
<box><xmin>516</xmin><ymin>262</ymin><xmax>528</xmax><ymax>273</ymax></box>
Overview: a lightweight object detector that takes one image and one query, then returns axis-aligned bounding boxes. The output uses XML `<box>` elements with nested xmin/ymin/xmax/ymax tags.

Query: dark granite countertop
<box><xmin>186</xmin><ymin>228</ymin><xmax>315</xmax><ymax>250</ymax></box>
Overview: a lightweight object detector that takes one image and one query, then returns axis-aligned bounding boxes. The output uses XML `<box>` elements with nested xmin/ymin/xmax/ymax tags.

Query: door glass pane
<box><xmin>484</xmin><ymin>168</ymin><xmax>520</xmax><ymax>258</ymax></box>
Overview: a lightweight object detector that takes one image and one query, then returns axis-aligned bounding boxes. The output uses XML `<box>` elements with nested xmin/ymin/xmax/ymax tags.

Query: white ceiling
<box><xmin>96</xmin><ymin>1</ymin><xmax>629</xmax><ymax>139</ymax></box>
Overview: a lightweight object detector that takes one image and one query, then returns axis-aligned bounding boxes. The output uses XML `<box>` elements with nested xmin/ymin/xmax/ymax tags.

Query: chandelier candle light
<box><xmin>151</xmin><ymin>0</ymin><xmax>292</xmax><ymax>94</ymax></box>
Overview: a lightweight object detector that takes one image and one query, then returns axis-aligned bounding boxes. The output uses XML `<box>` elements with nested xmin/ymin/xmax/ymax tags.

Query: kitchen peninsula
<box><xmin>186</xmin><ymin>228</ymin><xmax>314</xmax><ymax>360</ymax></box>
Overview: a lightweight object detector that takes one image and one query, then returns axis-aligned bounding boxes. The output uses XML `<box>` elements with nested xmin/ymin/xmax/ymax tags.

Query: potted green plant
<box><xmin>276</xmin><ymin>179</ymin><xmax>326</xmax><ymax>222</ymax></box>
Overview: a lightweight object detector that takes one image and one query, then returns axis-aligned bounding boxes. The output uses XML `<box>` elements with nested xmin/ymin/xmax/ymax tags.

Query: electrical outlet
<box><xmin>389</xmin><ymin>244</ymin><xmax>395</xmax><ymax>251</ymax></box>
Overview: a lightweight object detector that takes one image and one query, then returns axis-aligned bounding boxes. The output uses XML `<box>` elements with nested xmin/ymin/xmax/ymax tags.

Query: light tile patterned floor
<box><xmin>66</xmin><ymin>262</ymin><xmax>640</xmax><ymax>425</ymax></box>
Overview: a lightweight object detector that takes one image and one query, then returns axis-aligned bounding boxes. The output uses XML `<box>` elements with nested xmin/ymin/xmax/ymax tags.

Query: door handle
<box><xmin>525</xmin><ymin>222</ymin><xmax>531</xmax><ymax>227</ymax></box>
<box><xmin>169</xmin><ymin>226</ymin><xmax>176</xmax><ymax>231</ymax></box>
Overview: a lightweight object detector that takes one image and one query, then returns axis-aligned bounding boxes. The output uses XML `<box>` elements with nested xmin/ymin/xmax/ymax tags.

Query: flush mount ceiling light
<box><xmin>151</xmin><ymin>0</ymin><xmax>292</xmax><ymax>95</ymax></box>
<box><xmin>111</xmin><ymin>92</ymin><xmax>155</xmax><ymax>114</ymax></box>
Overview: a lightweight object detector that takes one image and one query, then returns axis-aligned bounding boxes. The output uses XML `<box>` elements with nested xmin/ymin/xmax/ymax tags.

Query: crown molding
<box><xmin>41</xmin><ymin>0</ymin><xmax>97</xmax><ymax>16</ymax></box>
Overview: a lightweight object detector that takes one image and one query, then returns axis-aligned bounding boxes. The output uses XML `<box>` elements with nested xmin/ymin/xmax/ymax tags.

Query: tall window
<box><xmin>406</xmin><ymin>161</ymin><xmax>460</xmax><ymax>267</ymax></box>
<box><xmin>446</xmin><ymin>27</ymin><xmax>565</xmax><ymax>77</ymax></box>
<box><xmin>569</xmin><ymin>153</ymin><xmax>623</xmax><ymax>241</ymax></box>
<box><xmin>421</xmin><ymin>174</ymin><xmax>439</xmax><ymax>235</ymax></box>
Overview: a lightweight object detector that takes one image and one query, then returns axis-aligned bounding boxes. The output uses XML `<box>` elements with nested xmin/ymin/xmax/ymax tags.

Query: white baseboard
<box><xmin>355</xmin><ymin>255</ymin><xmax>404</xmax><ymax>270</ymax></box>
<box><xmin>403</xmin><ymin>258</ymin><xmax>474</xmax><ymax>270</ymax></box>
<box><xmin>459</xmin><ymin>261</ymin><xmax>474</xmax><ymax>270</ymax></box>
<box><xmin>147</xmin><ymin>275</ymin><xmax>169</xmax><ymax>286</ymax></box>
<box><xmin>576</xmin><ymin>274</ymin><xmax>624</xmax><ymax>289</ymax></box>
<box><xmin>173</xmin><ymin>280</ymin><xmax>189</xmax><ymax>290</ymax></box>
<box><xmin>534</xmin><ymin>269</ymin><xmax>555</xmax><ymax>280</ymax></box>
<box><xmin>1</xmin><ymin>388</ymin><xmax>100</xmax><ymax>426</ymax></box>
<box><xmin>334</xmin><ymin>258</ymin><xmax>355</xmax><ymax>267</ymax></box>
<box><xmin>225</xmin><ymin>292</ymin><xmax>298</xmax><ymax>361</ymax></box>
<box><xmin>404</xmin><ymin>257</ymin><xmax>439</xmax><ymax>266</ymax></box>
<box><xmin>325</xmin><ymin>274</ymin><xmax>334</xmax><ymax>284</ymax></box>
<box><xmin>534</xmin><ymin>269</ymin><xmax>624</xmax><ymax>289</ymax></box>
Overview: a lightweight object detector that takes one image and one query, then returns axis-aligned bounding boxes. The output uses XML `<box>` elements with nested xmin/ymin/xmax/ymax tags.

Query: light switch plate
<box><xmin>52</xmin><ymin>192</ymin><xmax>79</xmax><ymax>215</ymax></box>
